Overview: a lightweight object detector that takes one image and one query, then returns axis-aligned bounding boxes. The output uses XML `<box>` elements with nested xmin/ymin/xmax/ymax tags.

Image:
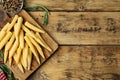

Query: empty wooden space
<box><xmin>28</xmin><ymin>46</ymin><xmax>120</xmax><ymax>80</ymax></box>
<box><xmin>24</xmin><ymin>0</ymin><xmax>120</xmax><ymax>80</ymax></box>
<box><xmin>25</xmin><ymin>0</ymin><xmax>120</xmax><ymax>11</ymax></box>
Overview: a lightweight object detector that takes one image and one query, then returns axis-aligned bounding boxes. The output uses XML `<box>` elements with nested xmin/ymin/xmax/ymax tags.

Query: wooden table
<box><xmin>25</xmin><ymin>0</ymin><xmax>120</xmax><ymax>80</ymax></box>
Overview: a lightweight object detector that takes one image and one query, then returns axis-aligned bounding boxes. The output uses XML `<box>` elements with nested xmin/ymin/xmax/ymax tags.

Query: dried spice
<box><xmin>1</xmin><ymin>0</ymin><xmax>23</xmax><ymax>14</ymax></box>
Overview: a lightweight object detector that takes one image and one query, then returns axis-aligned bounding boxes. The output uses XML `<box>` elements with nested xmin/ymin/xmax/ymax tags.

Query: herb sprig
<box><xmin>24</xmin><ymin>5</ymin><xmax>49</xmax><ymax>25</ymax></box>
<box><xmin>0</xmin><ymin>50</ymin><xmax>4</xmax><ymax>61</ymax></box>
<box><xmin>0</xmin><ymin>63</ymin><xmax>18</xmax><ymax>80</ymax></box>
<box><xmin>0</xmin><ymin>50</ymin><xmax>18</xmax><ymax>80</ymax></box>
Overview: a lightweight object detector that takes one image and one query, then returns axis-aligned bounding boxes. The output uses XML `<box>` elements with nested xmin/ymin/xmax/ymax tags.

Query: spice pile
<box><xmin>1</xmin><ymin>0</ymin><xmax>23</xmax><ymax>14</ymax></box>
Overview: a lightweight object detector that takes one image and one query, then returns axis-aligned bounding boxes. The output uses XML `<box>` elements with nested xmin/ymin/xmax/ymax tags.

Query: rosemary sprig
<box><xmin>0</xmin><ymin>50</ymin><xmax>18</xmax><ymax>80</ymax></box>
<box><xmin>0</xmin><ymin>50</ymin><xmax>4</xmax><ymax>61</ymax></box>
<box><xmin>24</xmin><ymin>5</ymin><xmax>49</xmax><ymax>25</ymax></box>
<box><xmin>0</xmin><ymin>63</ymin><xmax>18</xmax><ymax>80</ymax></box>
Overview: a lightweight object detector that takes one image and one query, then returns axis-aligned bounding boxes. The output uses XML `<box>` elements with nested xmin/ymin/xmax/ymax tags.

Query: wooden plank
<box><xmin>25</xmin><ymin>0</ymin><xmax>120</xmax><ymax>11</ymax></box>
<box><xmin>29</xmin><ymin>12</ymin><xmax>120</xmax><ymax>45</ymax></box>
<box><xmin>1</xmin><ymin>10</ymin><xmax>58</xmax><ymax>80</ymax></box>
<box><xmin>27</xmin><ymin>46</ymin><xmax>120</xmax><ymax>80</ymax></box>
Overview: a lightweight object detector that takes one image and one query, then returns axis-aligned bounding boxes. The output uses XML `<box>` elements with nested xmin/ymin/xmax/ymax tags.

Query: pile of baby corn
<box><xmin>0</xmin><ymin>15</ymin><xmax>52</xmax><ymax>73</ymax></box>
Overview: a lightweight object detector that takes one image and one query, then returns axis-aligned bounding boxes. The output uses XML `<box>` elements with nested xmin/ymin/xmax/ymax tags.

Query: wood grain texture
<box><xmin>0</xmin><ymin>0</ymin><xmax>120</xmax><ymax>79</ymax></box>
<box><xmin>25</xmin><ymin>0</ymin><xmax>120</xmax><ymax>11</ymax></box>
<box><xmin>27</xmin><ymin>46</ymin><xmax>120</xmax><ymax>80</ymax></box>
<box><xmin>28</xmin><ymin>12</ymin><xmax>120</xmax><ymax>45</ymax></box>
<box><xmin>4</xmin><ymin>10</ymin><xmax>58</xmax><ymax>80</ymax></box>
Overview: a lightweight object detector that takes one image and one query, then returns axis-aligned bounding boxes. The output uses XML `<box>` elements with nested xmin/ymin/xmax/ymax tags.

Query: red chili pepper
<box><xmin>0</xmin><ymin>58</ymin><xmax>2</xmax><ymax>62</ymax></box>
